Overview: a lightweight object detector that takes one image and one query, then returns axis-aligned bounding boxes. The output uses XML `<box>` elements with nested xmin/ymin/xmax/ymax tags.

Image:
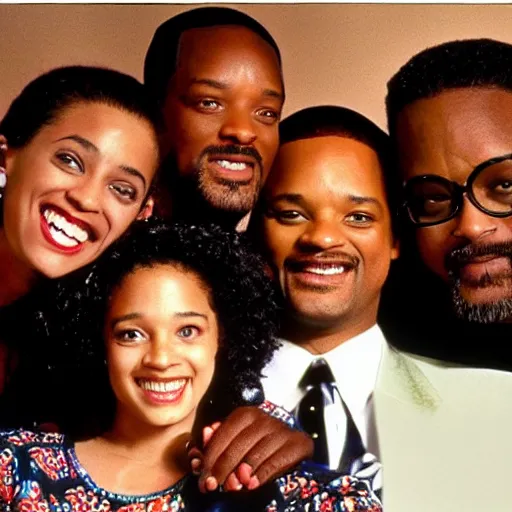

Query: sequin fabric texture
<box><xmin>0</xmin><ymin>429</ymin><xmax>382</xmax><ymax>511</ymax></box>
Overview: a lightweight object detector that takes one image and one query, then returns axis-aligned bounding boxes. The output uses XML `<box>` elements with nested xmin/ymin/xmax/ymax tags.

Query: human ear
<box><xmin>137</xmin><ymin>196</ymin><xmax>154</xmax><ymax>221</ymax></box>
<box><xmin>391</xmin><ymin>238</ymin><xmax>400</xmax><ymax>261</ymax></box>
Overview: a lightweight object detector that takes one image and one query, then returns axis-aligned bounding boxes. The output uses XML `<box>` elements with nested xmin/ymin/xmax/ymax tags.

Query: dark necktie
<box><xmin>296</xmin><ymin>358</ymin><xmax>366</xmax><ymax>471</ymax></box>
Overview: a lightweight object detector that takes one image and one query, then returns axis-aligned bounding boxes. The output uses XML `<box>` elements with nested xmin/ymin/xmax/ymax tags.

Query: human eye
<box><xmin>55</xmin><ymin>151</ymin><xmax>83</xmax><ymax>173</ymax></box>
<box><xmin>345</xmin><ymin>212</ymin><xmax>374</xmax><ymax>226</ymax></box>
<box><xmin>256</xmin><ymin>108</ymin><xmax>280</xmax><ymax>125</ymax></box>
<box><xmin>492</xmin><ymin>180</ymin><xmax>512</xmax><ymax>194</ymax></box>
<box><xmin>177</xmin><ymin>325</ymin><xmax>200</xmax><ymax>340</ymax></box>
<box><xmin>114</xmin><ymin>329</ymin><xmax>146</xmax><ymax>344</ymax></box>
<box><xmin>273</xmin><ymin>209</ymin><xmax>307</xmax><ymax>225</ymax></box>
<box><xmin>109</xmin><ymin>182</ymin><xmax>138</xmax><ymax>203</ymax></box>
<box><xmin>196</xmin><ymin>98</ymin><xmax>221</xmax><ymax>112</ymax></box>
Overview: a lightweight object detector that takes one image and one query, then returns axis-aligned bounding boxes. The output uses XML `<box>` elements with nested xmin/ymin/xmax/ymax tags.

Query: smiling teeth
<box><xmin>306</xmin><ymin>266</ymin><xmax>346</xmax><ymax>275</ymax></box>
<box><xmin>138</xmin><ymin>379</ymin><xmax>187</xmax><ymax>393</ymax></box>
<box><xmin>217</xmin><ymin>160</ymin><xmax>248</xmax><ymax>171</ymax></box>
<box><xmin>43</xmin><ymin>209</ymin><xmax>88</xmax><ymax>244</ymax></box>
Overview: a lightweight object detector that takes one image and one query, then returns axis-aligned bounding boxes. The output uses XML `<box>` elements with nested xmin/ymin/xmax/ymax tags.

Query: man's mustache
<box><xmin>201</xmin><ymin>145</ymin><xmax>263</xmax><ymax>169</ymax></box>
<box><xmin>445</xmin><ymin>241</ymin><xmax>512</xmax><ymax>276</ymax></box>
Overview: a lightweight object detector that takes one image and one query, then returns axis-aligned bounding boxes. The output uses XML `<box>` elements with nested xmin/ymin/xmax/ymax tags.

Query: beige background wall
<box><xmin>1</xmin><ymin>4</ymin><xmax>512</xmax><ymax>130</ymax></box>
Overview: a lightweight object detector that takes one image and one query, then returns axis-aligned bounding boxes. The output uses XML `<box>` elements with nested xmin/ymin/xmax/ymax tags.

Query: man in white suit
<box><xmin>254</xmin><ymin>105</ymin><xmax>399</xmax><ymax>498</ymax></box>
<box><xmin>376</xmin><ymin>38</ymin><xmax>512</xmax><ymax>511</ymax></box>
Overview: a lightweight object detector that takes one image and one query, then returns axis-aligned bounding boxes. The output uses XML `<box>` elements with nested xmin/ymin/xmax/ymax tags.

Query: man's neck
<box><xmin>0</xmin><ymin>229</ymin><xmax>37</xmax><ymax>308</ymax></box>
<box><xmin>280</xmin><ymin>314</ymin><xmax>377</xmax><ymax>355</ymax></box>
<box><xmin>174</xmin><ymin>201</ymin><xmax>246</xmax><ymax>231</ymax></box>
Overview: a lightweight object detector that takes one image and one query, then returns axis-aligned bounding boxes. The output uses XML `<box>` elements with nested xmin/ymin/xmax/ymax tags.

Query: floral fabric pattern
<box><xmin>0</xmin><ymin>429</ymin><xmax>381</xmax><ymax>511</ymax></box>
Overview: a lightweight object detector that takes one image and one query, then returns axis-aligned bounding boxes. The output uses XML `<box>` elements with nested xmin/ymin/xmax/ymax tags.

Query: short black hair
<box><xmin>386</xmin><ymin>38</ymin><xmax>512</xmax><ymax>136</ymax></box>
<box><xmin>144</xmin><ymin>7</ymin><xmax>283</xmax><ymax>107</ymax></box>
<box><xmin>1</xmin><ymin>65</ymin><xmax>163</xmax><ymax>149</ymax></box>
<box><xmin>278</xmin><ymin>105</ymin><xmax>399</xmax><ymax>233</ymax></box>
<box><xmin>25</xmin><ymin>220</ymin><xmax>280</xmax><ymax>437</ymax></box>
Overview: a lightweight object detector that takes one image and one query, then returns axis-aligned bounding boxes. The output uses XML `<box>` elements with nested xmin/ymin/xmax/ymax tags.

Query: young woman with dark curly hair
<box><xmin>0</xmin><ymin>221</ymin><xmax>382</xmax><ymax>511</ymax></box>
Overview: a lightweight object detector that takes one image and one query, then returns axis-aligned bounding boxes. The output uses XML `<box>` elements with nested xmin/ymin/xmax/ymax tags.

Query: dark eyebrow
<box><xmin>263</xmin><ymin>88</ymin><xmax>284</xmax><ymax>102</ymax></box>
<box><xmin>109</xmin><ymin>311</ymin><xmax>208</xmax><ymax>330</ymax></box>
<box><xmin>268</xmin><ymin>193</ymin><xmax>304</xmax><ymax>204</ymax></box>
<box><xmin>191</xmin><ymin>78</ymin><xmax>228</xmax><ymax>90</ymax></box>
<box><xmin>347</xmin><ymin>194</ymin><xmax>383</xmax><ymax>211</ymax></box>
<box><xmin>55</xmin><ymin>135</ymin><xmax>147</xmax><ymax>190</ymax></box>
<box><xmin>56</xmin><ymin>134</ymin><xmax>98</xmax><ymax>152</ymax></box>
<box><xmin>174</xmin><ymin>311</ymin><xmax>208</xmax><ymax>321</ymax></box>
<box><xmin>110</xmin><ymin>312</ymin><xmax>141</xmax><ymax>329</ymax></box>
<box><xmin>119</xmin><ymin>165</ymin><xmax>147</xmax><ymax>190</ymax></box>
<box><xmin>191</xmin><ymin>79</ymin><xmax>283</xmax><ymax>102</ymax></box>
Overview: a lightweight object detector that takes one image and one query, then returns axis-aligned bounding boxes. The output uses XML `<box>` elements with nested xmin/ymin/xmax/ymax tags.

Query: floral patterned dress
<box><xmin>0</xmin><ymin>429</ymin><xmax>382</xmax><ymax>512</ymax></box>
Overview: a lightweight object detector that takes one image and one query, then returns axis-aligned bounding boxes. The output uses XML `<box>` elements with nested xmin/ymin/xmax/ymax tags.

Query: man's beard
<box><xmin>446</xmin><ymin>241</ymin><xmax>512</xmax><ymax>323</ymax></box>
<box><xmin>196</xmin><ymin>145</ymin><xmax>263</xmax><ymax>214</ymax></box>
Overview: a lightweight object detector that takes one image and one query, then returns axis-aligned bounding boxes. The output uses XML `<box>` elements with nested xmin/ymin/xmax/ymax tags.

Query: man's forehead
<box><xmin>266</xmin><ymin>136</ymin><xmax>384</xmax><ymax>194</ymax></box>
<box><xmin>396</xmin><ymin>87</ymin><xmax>512</xmax><ymax>173</ymax></box>
<box><xmin>176</xmin><ymin>25</ymin><xmax>280</xmax><ymax>70</ymax></box>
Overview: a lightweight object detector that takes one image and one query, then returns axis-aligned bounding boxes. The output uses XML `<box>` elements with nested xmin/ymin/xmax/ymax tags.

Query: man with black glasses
<box><xmin>375</xmin><ymin>38</ymin><xmax>512</xmax><ymax>511</ymax></box>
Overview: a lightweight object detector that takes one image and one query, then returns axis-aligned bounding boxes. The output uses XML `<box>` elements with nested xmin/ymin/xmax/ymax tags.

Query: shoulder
<box><xmin>0</xmin><ymin>428</ymin><xmax>65</xmax><ymax>449</ymax></box>
<box><xmin>272</xmin><ymin>466</ymin><xmax>381</xmax><ymax>511</ymax></box>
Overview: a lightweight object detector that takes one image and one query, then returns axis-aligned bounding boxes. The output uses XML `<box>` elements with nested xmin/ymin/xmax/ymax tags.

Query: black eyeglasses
<box><xmin>403</xmin><ymin>154</ymin><xmax>512</xmax><ymax>227</ymax></box>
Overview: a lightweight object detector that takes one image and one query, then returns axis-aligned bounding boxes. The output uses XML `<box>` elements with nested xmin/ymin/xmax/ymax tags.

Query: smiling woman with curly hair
<box><xmin>0</xmin><ymin>220</ymin><xmax>381</xmax><ymax>512</ymax></box>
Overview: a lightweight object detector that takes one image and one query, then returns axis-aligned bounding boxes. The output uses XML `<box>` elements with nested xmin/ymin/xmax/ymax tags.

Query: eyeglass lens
<box><xmin>406</xmin><ymin>158</ymin><xmax>512</xmax><ymax>224</ymax></box>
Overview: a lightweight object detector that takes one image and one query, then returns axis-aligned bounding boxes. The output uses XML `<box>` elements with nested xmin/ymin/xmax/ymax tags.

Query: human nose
<box><xmin>142</xmin><ymin>336</ymin><xmax>179</xmax><ymax>371</ymax></box>
<box><xmin>219</xmin><ymin>109</ymin><xmax>257</xmax><ymax>146</ymax></box>
<box><xmin>452</xmin><ymin>196</ymin><xmax>497</xmax><ymax>242</ymax></box>
<box><xmin>65</xmin><ymin>176</ymin><xmax>102</xmax><ymax>213</ymax></box>
<box><xmin>297</xmin><ymin>218</ymin><xmax>347</xmax><ymax>251</ymax></box>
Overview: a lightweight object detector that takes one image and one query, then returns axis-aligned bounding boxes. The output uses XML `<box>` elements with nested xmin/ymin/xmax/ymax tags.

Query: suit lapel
<box><xmin>375</xmin><ymin>341</ymin><xmax>441</xmax><ymax>411</ymax></box>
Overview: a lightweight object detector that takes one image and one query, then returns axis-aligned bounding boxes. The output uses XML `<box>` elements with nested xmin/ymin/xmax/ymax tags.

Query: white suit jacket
<box><xmin>374</xmin><ymin>341</ymin><xmax>512</xmax><ymax>511</ymax></box>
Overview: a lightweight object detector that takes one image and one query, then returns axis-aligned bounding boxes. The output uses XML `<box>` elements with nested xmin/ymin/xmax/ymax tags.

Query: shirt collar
<box><xmin>261</xmin><ymin>325</ymin><xmax>385</xmax><ymax>414</ymax></box>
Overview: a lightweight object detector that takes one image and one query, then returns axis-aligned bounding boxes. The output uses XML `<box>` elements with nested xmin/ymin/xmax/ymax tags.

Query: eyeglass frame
<box><xmin>402</xmin><ymin>153</ymin><xmax>512</xmax><ymax>228</ymax></box>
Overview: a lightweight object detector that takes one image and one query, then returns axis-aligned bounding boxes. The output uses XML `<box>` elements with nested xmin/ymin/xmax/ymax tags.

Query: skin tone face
<box><xmin>162</xmin><ymin>25</ymin><xmax>284</xmax><ymax>217</ymax></box>
<box><xmin>396</xmin><ymin>87</ymin><xmax>512</xmax><ymax>312</ymax></box>
<box><xmin>105</xmin><ymin>264</ymin><xmax>219</xmax><ymax>434</ymax></box>
<box><xmin>2</xmin><ymin>102</ymin><xmax>158</xmax><ymax>279</ymax></box>
<box><xmin>262</xmin><ymin>136</ymin><xmax>398</xmax><ymax>351</ymax></box>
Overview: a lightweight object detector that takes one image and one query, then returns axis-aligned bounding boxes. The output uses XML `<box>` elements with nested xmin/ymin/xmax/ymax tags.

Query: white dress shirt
<box><xmin>262</xmin><ymin>324</ymin><xmax>384</xmax><ymax>466</ymax></box>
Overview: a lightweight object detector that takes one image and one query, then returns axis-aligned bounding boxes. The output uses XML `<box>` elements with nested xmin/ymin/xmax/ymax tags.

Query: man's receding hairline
<box><xmin>174</xmin><ymin>23</ymin><xmax>282</xmax><ymax>76</ymax></box>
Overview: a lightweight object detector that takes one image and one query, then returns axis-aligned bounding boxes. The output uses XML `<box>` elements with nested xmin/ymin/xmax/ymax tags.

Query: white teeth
<box><xmin>305</xmin><ymin>266</ymin><xmax>346</xmax><ymax>275</ymax></box>
<box><xmin>138</xmin><ymin>379</ymin><xmax>187</xmax><ymax>393</ymax></box>
<box><xmin>216</xmin><ymin>160</ymin><xmax>248</xmax><ymax>171</ymax></box>
<box><xmin>48</xmin><ymin>226</ymin><xmax>78</xmax><ymax>247</ymax></box>
<box><xmin>43</xmin><ymin>209</ymin><xmax>88</xmax><ymax>244</ymax></box>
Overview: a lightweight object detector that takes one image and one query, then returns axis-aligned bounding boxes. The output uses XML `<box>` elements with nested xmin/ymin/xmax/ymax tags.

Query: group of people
<box><xmin>0</xmin><ymin>6</ymin><xmax>511</xmax><ymax>511</ymax></box>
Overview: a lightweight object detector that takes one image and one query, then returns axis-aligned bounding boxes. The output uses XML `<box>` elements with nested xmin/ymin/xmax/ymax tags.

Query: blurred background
<box><xmin>1</xmin><ymin>4</ymin><xmax>512</xmax><ymax>129</ymax></box>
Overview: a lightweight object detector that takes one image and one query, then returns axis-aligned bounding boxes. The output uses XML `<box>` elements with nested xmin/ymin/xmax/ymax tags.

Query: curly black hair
<box><xmin>386</xmin><ymin>38</ymin><xmax>512</xmax><ymax>136</ymax></box>
<box><xmin>13</xmin><ymin>220</ymin><xmax>280</xmax><ymax>437</ymax></box>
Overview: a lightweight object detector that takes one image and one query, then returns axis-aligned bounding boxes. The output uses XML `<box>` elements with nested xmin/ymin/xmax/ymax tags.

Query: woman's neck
<box><xmin>74</xmin><ymin>410</ymin><xmax>195</xmax><ymax>496</ymax></box>
<box><xmin>0</xmin><ymin>229</ymin><xmax>38</xmax><ymax>307</ymax></box>
<box><xmin>103</xmin><ymin>411</ymin><xmax>194</xmax><ymax>468</ymax></box>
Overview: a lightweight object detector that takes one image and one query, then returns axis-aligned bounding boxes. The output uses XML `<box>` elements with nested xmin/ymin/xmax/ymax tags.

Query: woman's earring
<box><xmin>0</xmin><ymin>139</ymin><xmax>6</xmax><ymax>200</ymax></box>
<box><xmin>0</xmin><ymin>166</ymin><xmax>6</xmax><ymax>200</ymax></box>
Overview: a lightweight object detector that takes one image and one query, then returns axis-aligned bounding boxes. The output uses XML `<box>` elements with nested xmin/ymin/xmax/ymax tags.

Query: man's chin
<box><xmin>201</xmin><ymin>183</ymin><xmax>258</xmax><ymax>215</ymax></box>
<box><xmin>451</xmin><ymin>281</ymin><xmax>512</xmax><ymax>323</ymax></box>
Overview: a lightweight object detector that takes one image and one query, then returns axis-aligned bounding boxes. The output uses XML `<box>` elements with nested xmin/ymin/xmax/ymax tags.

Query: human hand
<box><xmin>188</xmin><ymin>406</ymin><xmax>313</xmax><ymax>493</ymax></box>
